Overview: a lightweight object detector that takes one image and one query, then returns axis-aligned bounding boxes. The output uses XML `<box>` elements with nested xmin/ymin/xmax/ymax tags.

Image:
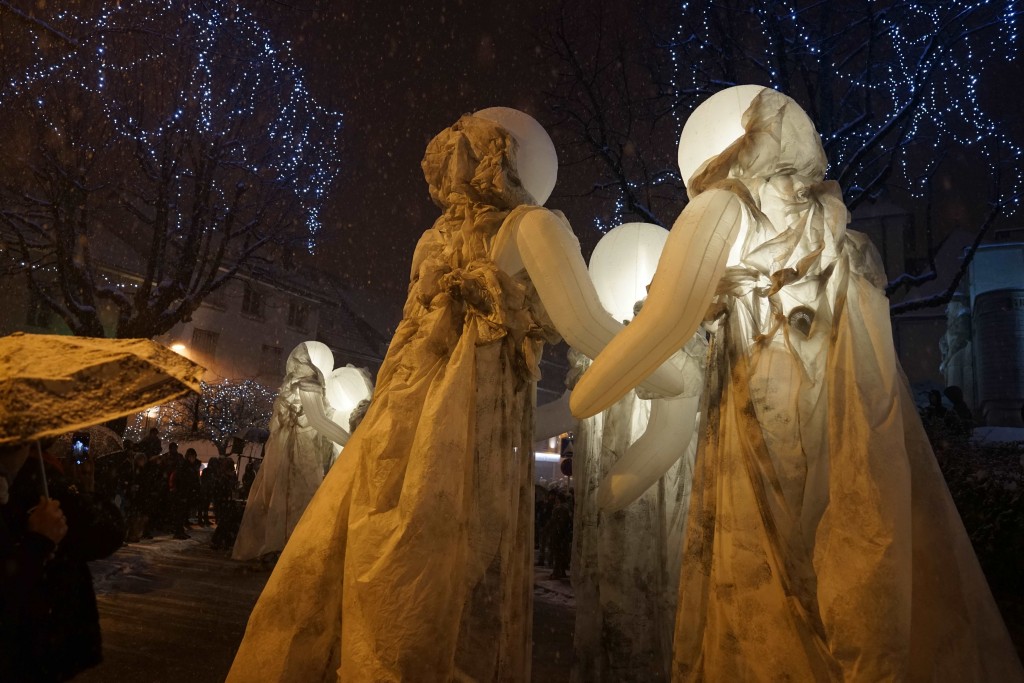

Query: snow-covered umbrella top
<box><xmin>0</xmin><ymin>332</ymin><xmax>204</xmax><ymax>445</ymax></box>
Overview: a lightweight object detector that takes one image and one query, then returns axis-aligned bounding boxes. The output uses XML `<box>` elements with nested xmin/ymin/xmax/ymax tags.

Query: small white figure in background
<box><xmin>569</xmin><ymin>221</ymin><xmax>703</xmax><ymax>682</ymax></box>
<box><xmin>324</xmin><ymin>365</ymin><xmax>374</xmax><ymax>472</ymax></box>
<box><xmin>232</xmin><ymin>341</ymin><xmax>350</xmax><ymax>562</ymax></box>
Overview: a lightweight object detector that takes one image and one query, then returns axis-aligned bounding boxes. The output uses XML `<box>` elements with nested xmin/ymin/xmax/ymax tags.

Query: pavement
<box><xmin>77</xmin><ymin>526</ymin><xmax>577</xmax><ymax>682</ymax></box>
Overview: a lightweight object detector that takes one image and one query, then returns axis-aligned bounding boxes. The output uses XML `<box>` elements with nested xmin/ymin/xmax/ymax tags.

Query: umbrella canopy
<box><xmin>0</xmin><ymin>332</ymin><xmax>204</xmax><ymax>445</ymax></box>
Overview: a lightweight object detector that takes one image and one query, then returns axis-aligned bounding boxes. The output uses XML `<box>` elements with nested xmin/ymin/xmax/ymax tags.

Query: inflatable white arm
<box><xmin>534</xmin><ymin>390</ymin><xmax>576</xmax><ymax>442</ymax></box>
<box><xmin>597</xmin><ymin>393</ymin><xmax>700</xmax><ymax>511</ymax></box>
<box><xmin>299</xmin><ymin>389</ymin><xmax>351</xmax><ymax>447</ymax></box>
<box><xmin>510</xmin><ymin>208</ymin><xmax>687</xmax><ymax>399</ymax></box>
<box><xmin>570</xmin><ymin>189</ymin><xmax>743</xmax><ymax>418</ymax></box>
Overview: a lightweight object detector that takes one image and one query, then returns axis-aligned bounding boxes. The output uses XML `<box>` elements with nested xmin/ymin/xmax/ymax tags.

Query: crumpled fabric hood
<box><xmin>421</xmin><ymin>114</ymin><xmax>534</xmax><ymax>211</ymax></box>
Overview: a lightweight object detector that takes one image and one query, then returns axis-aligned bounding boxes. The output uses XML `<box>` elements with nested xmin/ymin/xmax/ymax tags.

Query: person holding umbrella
<box><xmin>1</xmin><ymin>441</ymin><xmax>70</xmax><ymax>681</ymax></box>
<box><xmin>0</xmin><ymin>332</ymin><xmax>205</xmax><ymax>680</ymax></box>
<box><xmin>3</xmin><ymin>436</ymin><xmax>126</xmax><ymax>681</ymax></box>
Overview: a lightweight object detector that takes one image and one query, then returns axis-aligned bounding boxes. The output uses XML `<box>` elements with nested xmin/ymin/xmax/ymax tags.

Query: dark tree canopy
<box><xmin>669</xmin><ymin>0</ymin><xmax>1022</xmax><ymax>211</ymax></box>
<box><xmin>546</xmin><ymin>1</ymin><xmax>1022</xmax><ymax>311</ymax></box>
<box><xmin>0</xmin><ymin>0</ymin><xmax>342</xmax><ymax>338</ymax></box>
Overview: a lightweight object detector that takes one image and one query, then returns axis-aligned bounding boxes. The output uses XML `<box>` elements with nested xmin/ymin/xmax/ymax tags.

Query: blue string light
<box><xmin>126</xmin><ymin>378</ymin><xmax>275</xmax><ymax>444</ymax></box>
<box><xmin>2</xmin><ymin>0</ymin><xmax>343</xmax><ymax>245</ymax></box>
<box><xmin>668</xmin><ymin>1</ymin><xmax>1022</xmax><ymax>209</ymax></box>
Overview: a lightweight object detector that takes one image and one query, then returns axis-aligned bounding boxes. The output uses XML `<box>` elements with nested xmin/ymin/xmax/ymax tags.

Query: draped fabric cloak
<box><xmin>227</xmin><ymin>115</ymin><xmax>559</xmax><ymax>683</ymax></box>
<box><xmin>569</xmin><ymin>349</ymin><xmax>698</xmax><ymax>683</ymax></box>
<box><xmin>232</xmin><ymin>345</ymin><xmax>332</xmax><ymax>561</ymax></box>
<box><xmin>673</xmin><ymin>89</ymin><xmax>1024</xmax><ymax>681</ymax></box>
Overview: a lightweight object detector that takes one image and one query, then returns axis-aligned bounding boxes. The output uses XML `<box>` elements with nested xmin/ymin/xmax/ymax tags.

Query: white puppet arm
<box><xmin>597</xmin><ymin>393</ymin><xmax>700</xmax><ymax>511</ymax></box>
<box><xmin>510</xmin><ymin>208</ymin><xmax>687</xmax><ymax>399</ymax></box>
<box><xmin>570</xmin><ymin>188</ymin><xmax>743</xmax><ymax>418</ymax></box>
<box><xmin>299</xmin><ymin>389</ymin><xmax>351</xmax><ymax>447</ymax></box>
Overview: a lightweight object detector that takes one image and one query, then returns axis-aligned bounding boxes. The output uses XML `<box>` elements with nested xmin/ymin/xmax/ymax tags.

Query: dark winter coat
<box><xmin>1</xmin><ymin>455</ymin><xmax>123</xmax><ymax>682</ymax></box>
<box><xmin>0</xmin><ymin>499</ymin><xmax>57</xmax><ymax>680</ymax></box>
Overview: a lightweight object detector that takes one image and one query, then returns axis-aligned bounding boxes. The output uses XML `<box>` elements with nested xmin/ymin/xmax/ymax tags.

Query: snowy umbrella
<box><xmin>0</xmin><ymin>332</ymin><xmax>204</xmax><ymax>446</ymax></box>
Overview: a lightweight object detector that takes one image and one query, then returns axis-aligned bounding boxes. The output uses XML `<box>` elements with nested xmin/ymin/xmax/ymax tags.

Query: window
<box><xmin>241</xmin><ymin>282</ymin><xmax>264</xmax><ymax>318</ymax></box>
<box><xmin>191</xmin><ymin>328</ymin><xmax>219</xmax><ymax>359</ymax></box>
<box><xmin>287</xmin><ymin>300</ymin><xmax>309</xmax><ymax>331</ymax></box>
<box><xmin>260</xmin><ymin>344</ymin><xmax>283</xmax><ymax>375</ymax></box>
<box><xmin>25</xmin><ymin>290</ymin><xmax>51</xmax><ymax>328</ymax></box>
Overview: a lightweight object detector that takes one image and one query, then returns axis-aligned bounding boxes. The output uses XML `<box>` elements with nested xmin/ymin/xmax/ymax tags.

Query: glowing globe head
<box><xmin>325</xmin><ymin>366</ymin><xmax>374</xmax><ymax>431</ymax></box>
<box><xmin>473</xmin><ymin>107</ymin><xmax>557</xmax><ymax>206</ymax></box>
<box><xmin>287</xmin><ymin>341</ymin><xmax>334</xmax><ymax>380</ymax></box>
<box><xmin>588</xmin><ymin>222</ymin><xmax>670</xmax><ymax>323</ymax></box>
<box><xmin>678</xmin><ymin>85</ymin><xmax>766</xmax><ymax>189</ymax></box>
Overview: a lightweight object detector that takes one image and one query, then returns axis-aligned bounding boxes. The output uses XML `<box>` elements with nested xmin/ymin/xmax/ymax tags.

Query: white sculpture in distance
<box><xmin>587</xmin><ymin>222</ymin><xmax>704</xmax><ymax>513</ymax></box>
<box><xmin>571</xmin><ymin>221</ymin><xmax>701</xmax><ymax>681</ymax></box>
<box><xmin>571</xmin><ymin>86</ymin><xmax>1024</xmax><ymax>679</ymax></box>
<box><xmin>324</xmin><ymin>365</ymin><xmax>374</xmax><ymax>469</ymax></box>
<box><xmin>228</xmin><ymin>108</ymin><xmax>686</xmax><ymax>683</ymax></box>
<box><xmin>231</xmin><ymin>341</ymin><xmax>352</xmax><ymax>562</ymax></box>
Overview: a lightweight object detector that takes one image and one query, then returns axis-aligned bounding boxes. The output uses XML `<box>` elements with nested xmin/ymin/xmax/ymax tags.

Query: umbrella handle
<box><xmin>35</xmin><ymin>441</ymin><xmax>49</xmax><ymax>499</ymax></box>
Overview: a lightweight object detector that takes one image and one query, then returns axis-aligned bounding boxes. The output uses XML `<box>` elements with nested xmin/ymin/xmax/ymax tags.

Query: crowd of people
<box><xmin>1</xmin><ymin>426</ymin><xmax>263</xmax><ymax>681</ymax></box>
<box><xmin>535</xmin><ymin>486</ymin><xmax>574</xmax><ymax>580</ymax></box>
<box><xmin>117</xmin><ymin>429</ymin><xmax>243</xmax><ymax>544</ymax></box>
<box><xmin>920</xmin><ymin>385</ymin><xmax>975</xmax><ymax>449</ymax></box>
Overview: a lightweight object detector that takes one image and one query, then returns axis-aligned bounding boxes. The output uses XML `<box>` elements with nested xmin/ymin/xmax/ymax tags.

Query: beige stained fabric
<box><xmin>672</xmin><ymin>89</ymin><xmax>1023</xmax><ymax>681</ymax></box>
<box><xmin>570</xmin><ymin>349</ymin><xmax>695</xmax><ymax>683</ymax></box>
<box><xmin>226</xmin><ymin>115</ymin><xmax>558</xmax><ymax>682</ymax></box>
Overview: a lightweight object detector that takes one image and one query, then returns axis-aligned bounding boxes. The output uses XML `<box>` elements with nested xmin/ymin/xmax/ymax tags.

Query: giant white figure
<box><xmin>572</xmin><ymin>86</ymin><xmax>1024</xmax><ymax>680</ymax></box>
<box><xmin>571</xmin><ymin>222</ymin><xmax>702</xmax><ymax>682</ymax></box>
<box><xmin>232</xmin><ymin>341</ymin><xmax>351</xmax><ymax>562</ymax></box>
<box><xmin>227</xmin><ymin>108</ymin><xmax>684</xmax><ymax>683</ymax></box>
<box><xmin>323</xmin><ymin>365</ymin><xmax>375</xmax><ymax>471</ymax></box>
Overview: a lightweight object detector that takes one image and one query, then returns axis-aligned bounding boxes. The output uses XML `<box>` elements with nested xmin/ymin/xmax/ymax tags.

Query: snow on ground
<box><xmin>973</xmin><ymin>426</ymin><xmax>1024</xmax><ymax>444</ymax></box>
<box><xmin>90</xmin><ymin>529</ymin><xmax>210</xmax><ymax>594</ymax></box>
<box><xmin>534</xmin><ymin>567</ymin><xmax>575</xmax><ymax>608</ymax></box>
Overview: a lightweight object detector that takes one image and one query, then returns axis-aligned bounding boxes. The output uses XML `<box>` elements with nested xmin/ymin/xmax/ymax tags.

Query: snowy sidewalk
<box><xmin>534</xmin><ymin>565</ymin><xmax>575</xmax><ymax>607</ymax></box>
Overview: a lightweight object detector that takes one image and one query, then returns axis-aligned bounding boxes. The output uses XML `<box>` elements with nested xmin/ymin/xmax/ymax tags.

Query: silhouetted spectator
<box><xmin>139</xmin><ymin>453</ymin><xmax>166</xmax><ymax>538</ymax></box>
<box><xmin>163</xmin><ymin>443</ymin><xmax>189</xmax><ymax>540</ymax></box>
<box><xmin>922</xmin><ymin>389</ymin><xmax>948</xmax><ymax>425</ymax></box>
<box><xmin>138</xmin><ymin>428</ymin><xmax>162</xmax><ymax>459</ymax></box>
<box><xmin>121</xmin><ymin>452</ymin><xmax>149</xmax><ymax>542</ymax></box>
<box><xmin>241</xmin><ymin>460</ymin><xmax>258</xmax><ymax>499</ymax></box>
<box><xmin>535</xmin><ymin>488</ymin><xmax>554</xmax><ymax>566</ymax></box>
<box><xmin>210</xmin><ymin>452</ymin><xmax>236</xmax><ymax>524</ymax></box>
<box><xmin>944</xmin><ymin>385</ymin><xmax>974</xmax><ymax>435</ymax></box>
<box><xmin>1</xmin><ymin>444</ymin><xmax>69</xmax><ymax>682</ymax></box>
<box><xmin>545</xmin><ymin>490</ymin><xmax>573</xmax><ymax>580</ymax></box>
<box><xmin>198</xmin><ymin>458</ymin><xmax>215</xmax><ymax>526</ymax></box>
<box><xmin>179</xmin><ymin>448</ymin><xmax>201</xmax><ymax>526</ymax></box>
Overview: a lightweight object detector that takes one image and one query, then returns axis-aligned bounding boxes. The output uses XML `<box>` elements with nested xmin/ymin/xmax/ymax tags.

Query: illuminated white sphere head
<box><xmin>678</xmin><ymin>84</ymin><xmax>766</xmax><ymax>189</ymax></box>
<box><xmin>325</xmin><ymin>366</ymin><xmax>374</xmax><ymax>430</ymax></box>
<box><xmin>288</xmin><ymin>341</ymin><xmax>334</xmax><ymax>380</ymax></box>
<box><xmin>588</xmin><ymin>222</ymin><xmax>670</xmax><ymax>323</ymax></box>
<box><xmin>474</xmin><ymin>107</ymin><xmax>557</xmax><ymax>205</ymax></box>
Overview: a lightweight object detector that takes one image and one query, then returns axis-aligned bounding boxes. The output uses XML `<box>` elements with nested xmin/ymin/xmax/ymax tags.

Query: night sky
<box><xmin>257</xmin><ymin>0</ymin><xmax>1022</xmax><ymax>334</ymax></box>
<box><xmin>270</xmin><ymin>0</ymin><xmax>571</xmax><ymax>328</ymax></box>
